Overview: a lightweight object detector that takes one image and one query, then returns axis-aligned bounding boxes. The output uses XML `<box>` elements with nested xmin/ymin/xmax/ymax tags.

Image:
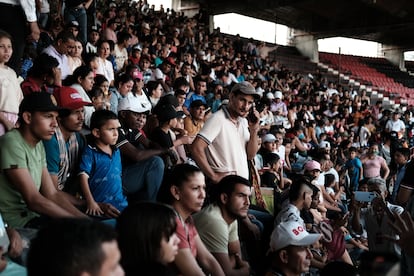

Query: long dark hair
<box><xmin>158</xmin><ymin>164</ymin><xmax>202</xmax><ymax>204</ymax></box>
<box><xmin>116</xmin><ymin>202</ymin><xmax>177</xmax><ymax>275</ymax></box>
<box><xmin>63</xmin><ymin>65</ymin><xmax>93</xmax><ymax>86</ymax></box>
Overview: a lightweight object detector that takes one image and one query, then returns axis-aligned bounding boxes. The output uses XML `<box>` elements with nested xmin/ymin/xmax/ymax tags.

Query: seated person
<box><xmin>79</xmin><ymin>110</ymin><xmax>128</xmax><ymax>216</ymax></box>
<box><xmin>117</xmin><ymin>201</ymin><xmax>180</xmax><ymax>275</ymax></box>
<box><xmin>193</xmin><ymin>175</ymin><xmax>251</xmax><ymax>276</ymax></box>
<box><xmin>27</xmin><ymin>218</ymin><xmax>124</xmax><ymax>275</ymax></box>
<box><xmin>116</xmin><ymin>96</ymin><xmax>168</xmax><ymax>201</ymax></box>
<box><xmin>159</xmin><ymin>164</ymin><xmax>225</xmax><ymax>275</ymax></box>
<box><xmin>0</xmin><ymin>93</ymin><xmax>86</xmax><ymax>229</ymax></box>
<box><xmin>266</xmin><ymin>220</ymin><xmax>321</xmax><ymax>276</ymax></box>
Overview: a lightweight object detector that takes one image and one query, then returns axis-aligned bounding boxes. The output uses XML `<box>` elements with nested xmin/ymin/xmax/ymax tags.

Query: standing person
<box><xmin>345</xmin><ymin>147</ymin><xmax>363</xmax><ymax>191</ymax></box>
<box><xmin>385</xmin><ymin>111</ymin><xmax>405</xmax><ymax>139</ymax></box>
<box><xmin>0</xmin><ymin>30</ymin><xmax>24</xmax><ymax>136</ymax></box>
<box><xmin>0</xmin><ymin>92</ymin><xmax>87</xmax><ymax>228</ymax></box>
<box><xmin>266</xmin><ymin>220</ymin><xmax>321</xmax><ymax>276</ymax></box>
<box><xmin>159</xmin><ymin>164</ymin><xmax>225</xmax><ymax>276</ymax></box>
<box><xmin>0</xmin><ymin>0</ymin><xmax>40</xmax><ymax>74</ymax></box>
<box><xmin>113</xmin><ymin>32</ymin><xmax>131</xmax><ymax>74</ymax></box>
<box><xmin>64</xmin><ymin>0</ymin><xmax>93</xmax><ymax>44</ymax></box>
<box><xmin>391</xmin><ymin>147</ymin><xmax>410</xmax><ymax>203</ymax></box>
<box><xmin>79</xmin><ymin>110</ymin><xmax>128</xmax><ymax>216</ymax></box>
<box><xmin>193</xmin><ymin>175</ymin><xmax>251</xmax><ymax>276</ymax></box>
<box><xmin>361</xmin><ymin>144</ymin><xmax>390</xmax><ymax>180</ymax></box>
<box><xmin>191</xmin><ymin>81</ymin><xmax>261</xmax><ymax>183</ymax></box>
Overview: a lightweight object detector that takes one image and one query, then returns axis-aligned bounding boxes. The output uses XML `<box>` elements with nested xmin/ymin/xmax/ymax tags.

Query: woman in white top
<box><xmin>67</xmin><ymin>39</ymin><xmax>83</xmax><ymax>73</ymax></box>
<box><xmin>64</xmin><ymin>65</ymin><xmax>94</xmax><ymax>127</ymax></box>
<box><xmin>96</xmin><ymin>40</ymin><xmax>114</xmax><ymax>86</ymax></box>
<box><xmin>147</xmin><ymin>80</ymin><xmax>164</xmax><ymax>109</ymax></box>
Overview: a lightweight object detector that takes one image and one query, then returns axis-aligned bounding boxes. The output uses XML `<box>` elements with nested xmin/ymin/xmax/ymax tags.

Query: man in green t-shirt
<box><xmin>0</xmin><ymin>92</ymin><xmax>86</xmax><ymax>228</ymax></box>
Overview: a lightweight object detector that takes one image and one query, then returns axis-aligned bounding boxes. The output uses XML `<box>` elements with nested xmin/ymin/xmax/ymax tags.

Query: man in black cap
<box><xmin>0</xmin><ymin>93</ymin><xmax>86</xmax><ymax>228</ymax></box>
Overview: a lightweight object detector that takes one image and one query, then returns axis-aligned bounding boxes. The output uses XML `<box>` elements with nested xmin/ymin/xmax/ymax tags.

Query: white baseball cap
<box><xmin>262</xmin><ymin>133</ymin><xmax>277</xmax><ymax>143</ymax></box>
<box><xmin>266</xmin><ymin>92</ymin><xmax>275</xmax><ymax>99</ymax></box>
<box><xmin>274</xmin><ymin>91</ymin><xmax>283</xmax><ymax>99</ymax></box>
<box><xmin>270</xmin><ymin>220</ymin><xmax>321</xmax><ymax>252</ymax></box>
<box><xmin>118</xmin><ymin>96</ymin><xmax>151</xmax><ymax>113</ymax></box>
<box><xmin>319</xmin><ymin>141</ymin><xmax>331</xmax><ymax>149</ymax></box>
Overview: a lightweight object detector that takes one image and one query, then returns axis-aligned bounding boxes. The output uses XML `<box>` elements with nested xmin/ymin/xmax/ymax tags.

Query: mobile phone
<box><xmin>0</xmin><ymin>214</ymin><xmax>10</xmax><ymax>253</ymax></box>
<box><xmin>204</xmin><ymin>107</ymin><xmax>211</xmax><ymax>113</ymax></box>
<box><xmin>354</xmin><ymin>191</ymin><xmax>376</xmax><ymax>202</ymax></box>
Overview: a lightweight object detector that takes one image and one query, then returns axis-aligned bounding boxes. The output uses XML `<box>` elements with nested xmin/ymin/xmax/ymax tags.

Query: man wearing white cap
<box><xmin>270</xmin><ymin>91</ymin><xmax>287</xmax><ymax>117</ymax></box>
<box><xmin>267</xmin><ymin>220</ymin><xmax>320</xmax><ymax>276</ymax></box>
<box><xmin>116</xmin><ymin>96</ymin><xmax>167</xmax><ymax>202</ymax></box>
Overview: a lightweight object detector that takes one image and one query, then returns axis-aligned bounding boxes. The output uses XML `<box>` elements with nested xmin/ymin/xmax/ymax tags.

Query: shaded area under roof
<box><xmin>198</xmin><ymin>0</ymin><xmax>414</xmax><ymax>50</ymax></box>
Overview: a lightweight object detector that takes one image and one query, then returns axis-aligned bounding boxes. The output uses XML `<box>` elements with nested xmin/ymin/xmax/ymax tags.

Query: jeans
<box><xmin>64</xmin><ymin>6</ymin><xmax>87</xmax><ymax>44</ymax></box>
<box><xmin>122</xmin><ymin>156</ymin><xmax>164</xmax><ymax>201</ymax></box>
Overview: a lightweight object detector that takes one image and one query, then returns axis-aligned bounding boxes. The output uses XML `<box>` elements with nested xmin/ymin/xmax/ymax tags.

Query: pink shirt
<box><xmin>363</xmin><ymin>156</ymin><xmax>386</xmax><ymax>178</ymax></box>
<box><xmin>175</xmin><ymin>216</ymin><xmax>198</xmax><ymax>257</ymax></box>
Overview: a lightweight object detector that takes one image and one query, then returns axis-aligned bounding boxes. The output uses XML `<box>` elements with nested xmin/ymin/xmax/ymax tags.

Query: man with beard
<box><xmin>0</xmin><ymin>93</ymin><xmax>86</xmax><ymax>228</ymax></box>
<box><xmin>191</xmin><ymin>81</ymin><xmax>261</xmax><ymax>184</ymax></box>
<box><xmin>193</xmin><ymin>175</ymin><xmax>251</xmax><ymax>276</ymax></box>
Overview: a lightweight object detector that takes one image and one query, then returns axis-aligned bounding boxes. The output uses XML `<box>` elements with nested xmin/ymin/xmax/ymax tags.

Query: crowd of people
<box><xmin>1</xmin><ymin>0</ymin><xmax>414</xmax><ymax>275</ymax></box>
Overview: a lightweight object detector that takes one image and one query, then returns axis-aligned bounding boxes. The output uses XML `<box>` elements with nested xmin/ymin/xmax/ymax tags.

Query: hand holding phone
<box><xmin>354</xmin><ymin>191</ymin><xmax>377</xmax><ymax>202</ymax></box>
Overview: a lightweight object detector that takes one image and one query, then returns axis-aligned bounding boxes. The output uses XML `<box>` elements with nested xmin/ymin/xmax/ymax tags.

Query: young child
<box><xmin>79</xmin><ymin>110</ymin><xmax>128</xmax><ymax>216</ymax></box>
<box><xmin>0</xmin><ymin>30</ymin><xmax>24</xmax><ymax>136</ymax></box>
<box><xmin>345</xmin><ymin>146</ymin><xmax>363</xmax><ymax>192</ymax></box>
<box><xmin>151</xmin><ymin>104</ymin><xmax>183</xmax><ymax>168</ymax></box>
<box><xmin>325</xmin><ymin>173</ymin><xmax>347</xmax><ymax>213</ymax></box>
<box><xmin>261</xmin><ymin>152</ymin><xmax>291</xmax><ymax>191</ymax></box>
<box><xmin>88</xmin><ymin>87</ymin><xmax>108</xmax><ymax>111</ymax></box>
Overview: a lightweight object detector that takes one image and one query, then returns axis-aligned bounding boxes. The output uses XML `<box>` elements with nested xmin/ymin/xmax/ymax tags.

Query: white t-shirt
<box><xmin>197</xmin><ymin>106</ymin><xmax>250</xmax><ymax>179</ymax></box>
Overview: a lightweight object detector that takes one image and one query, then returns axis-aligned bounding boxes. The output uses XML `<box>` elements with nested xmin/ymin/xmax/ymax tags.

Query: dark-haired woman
<box><xmin>160</xmin><ymin>164</ymin><xmax>225</xmax><ymax>276</ymax></box>
<box><xmin>109</xmin><ymin>73</ymin><xmax>134</xmax><ymax>114</ymax></box>
<box><xmin>64</xmin><ymin>65</ymin><xmax>94</xmax><ymax>127</ymax></box>
<box><xmin>117</xmin><ymin>202</ymin><xmax>180</xmax><ymax>276</ymax></box>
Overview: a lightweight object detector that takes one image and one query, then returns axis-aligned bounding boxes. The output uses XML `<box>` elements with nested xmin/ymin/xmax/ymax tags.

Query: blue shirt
<box><xmin>79</xmin><ymin>145</ymin><xmax>127</xmax><ymax>212</ymax></box>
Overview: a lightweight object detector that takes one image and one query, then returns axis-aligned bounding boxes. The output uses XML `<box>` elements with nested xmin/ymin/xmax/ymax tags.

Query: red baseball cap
<box><xmin>54</xmin><ymin>86</ymin><xmax>92</xmax><ymax>110</ymax></box>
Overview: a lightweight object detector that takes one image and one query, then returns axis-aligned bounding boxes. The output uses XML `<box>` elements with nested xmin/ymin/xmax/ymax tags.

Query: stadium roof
<box><xmin>200</xmin><ymin>0</ymin><xmax>414</xmax><ymax>50</ymax></box>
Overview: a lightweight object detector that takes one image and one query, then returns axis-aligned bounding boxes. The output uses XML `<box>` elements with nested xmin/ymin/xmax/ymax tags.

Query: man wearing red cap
<box><xmin>43</xmin><ymin>87</ymin><xmax>120</xmax><ymax>217</ymax></box>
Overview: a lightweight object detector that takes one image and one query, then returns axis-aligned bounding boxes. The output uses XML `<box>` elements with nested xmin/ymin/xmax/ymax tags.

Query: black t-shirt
<box><xmin>65</xmin><ymin>0</ymin><xmax>85</xmax><ymax>8</ymax></box>
<box><xmin>151</xmin><ymin>127</ymin><xmax>173</xmax><ymax>149</ymax></box>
